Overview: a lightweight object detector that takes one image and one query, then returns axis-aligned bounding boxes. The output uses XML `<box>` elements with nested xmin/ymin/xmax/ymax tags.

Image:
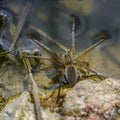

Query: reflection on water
<box><xmin>0</xmin><ymin>0</ymin><xmax>120</xmax><ymax>99</ymax></box>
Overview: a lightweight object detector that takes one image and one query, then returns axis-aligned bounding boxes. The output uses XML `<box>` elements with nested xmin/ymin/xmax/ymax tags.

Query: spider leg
<box><xmin>78</xmin><ymin>68</ymin><xmax>89</xmax><ymax>79</ymax></box>
<box><xmin>47</xmin><ymin>71</ymin><xmax>69</xmax><ymax>90</ymax></box>
<box><xmin>76</xmin><ymin>38</ymin><xmax>107</xmax><ymax>60</ymax></box>
<box><xmin>23</xmin><ymin>54</ymin><xmax>63</xmax><ymax>73</ymax></box>
<box><xmin>71</xmin><ymin>20</ymin><xmax>76</xmax><ymax>57</ymax></box>
<box><xmin>89</xmin><ymin>69</ymin><xmax>105</xmax><ymax>80</ymax></box>
<box><xmin>76</xmin><ymin>60</ymin><xmax>105</xmax><ymax>81</ymax></box>
<box><xmin>28</xmin><ymin>24</ymin><xmax>68</xmax><ymax>52</ymax></box>
<box><xmin>24</xmin><ymin>55</ymin><xmax>55</xmax><ymax>62</ymax></box>
<box><xmin>32</xmin><ymin>66</ymin><xmax>59</xmax><ymax>73</ymax></box>
<box><xmin>32</xmin><ymin>38</ymin><xmax>63</xmax><ymax>64</ymax></box>
<box><xmin>47</xmin><ymin>83</ymin><xmax>60</xmax><ymax>90</ymax></box>
<box><xmin>56</xmin><ymin>70</ymin><xmax>64</xmax><ymax>104</ymax></box>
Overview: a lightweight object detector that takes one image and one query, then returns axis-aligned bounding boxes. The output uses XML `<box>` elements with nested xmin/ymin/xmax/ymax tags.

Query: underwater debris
<box><xmin>21</xmin><ymin>50</ymin><xmax>43</xmax><ymax>120</ymax></box>
<box><xmin>9</xmin><ymin>0</ymin><xmax>32</xmax><ymax>51</ymax></box>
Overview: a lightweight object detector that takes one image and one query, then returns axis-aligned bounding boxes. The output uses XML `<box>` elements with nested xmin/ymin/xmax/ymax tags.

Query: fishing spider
<box><xmin>27</xmin><ymin>18</ymin><xmax>108</xmax><ymax>103</ymax></box>
<box><xmin>0</xmin><ymin>0</ymin><xmax>108</xmax><ymax>105</ymax></box>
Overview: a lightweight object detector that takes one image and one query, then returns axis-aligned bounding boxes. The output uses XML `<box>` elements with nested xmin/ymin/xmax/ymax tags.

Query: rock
<box><xmin>62</xmin><ymin>78</ymin><xmax>120</xmax><ymax>120</ymax></box>
<box><xmin>0</xmin><ymin>113</ymin><xmax>9</xmax><ymax>120</ymax></box>
<box><xmin>0</xmin><ymin>78</ymin><xmax>120</xmax><ymax>120</ymax></box>
<box><xmin>0</xmin><ymin>91</ymin><xmax>64</xmax><ymax>120</ymax></box>
<box><xmin>0</xmin><ymin>91</ymin><xmax>36</xmax><ymax>120</ymax></box>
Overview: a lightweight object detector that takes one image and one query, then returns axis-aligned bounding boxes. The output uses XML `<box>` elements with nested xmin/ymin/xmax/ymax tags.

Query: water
<box><xmin>0</xmin><ymin>0</ymin><xmax>120</xmax><ymax>99</ymax></box>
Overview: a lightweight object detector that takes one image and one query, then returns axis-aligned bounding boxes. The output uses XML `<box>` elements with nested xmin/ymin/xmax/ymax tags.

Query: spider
<box><xmin>27</xmin><ymin>17</ymin><xmax>109</xmax><ymax>103</ymax></box>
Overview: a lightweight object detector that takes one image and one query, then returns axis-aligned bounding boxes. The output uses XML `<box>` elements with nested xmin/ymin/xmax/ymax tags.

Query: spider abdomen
<box><xmin>65</xmin><ymin>65</ymin><xmax>78</xmax><ymax>86</ymax></box>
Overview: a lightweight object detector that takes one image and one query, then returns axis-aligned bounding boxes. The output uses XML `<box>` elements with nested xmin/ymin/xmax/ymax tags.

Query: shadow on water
<box><xmin>102</xmin><ymin>47</ymin><xmax>120</xmax><ymax>69</ymax></box>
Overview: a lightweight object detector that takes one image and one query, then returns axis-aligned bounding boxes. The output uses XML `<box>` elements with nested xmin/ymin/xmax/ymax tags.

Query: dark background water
<box><xmin>1</xmin><ymin>0</ymin><xmax>120</xmax><ymax>78</ymax></box>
